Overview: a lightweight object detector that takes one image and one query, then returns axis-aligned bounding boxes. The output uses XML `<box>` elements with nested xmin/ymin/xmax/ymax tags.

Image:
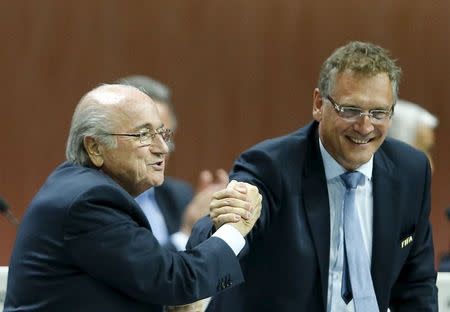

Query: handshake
<box><xmin>166</xmin><ymin>180</ymin><xmax>262</xmax><ymax>312</ymax></box>
<box><xmin>210</xmin><ymin>180</ymin><xmax>262</xmax><ymax>236</ymax></box>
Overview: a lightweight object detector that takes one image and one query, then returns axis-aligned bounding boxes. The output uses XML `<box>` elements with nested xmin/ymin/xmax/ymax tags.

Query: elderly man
<box><xmin>115</xmin><ymin>75</ymin><xmax>229</xmax><ymax>251</ymax></box>
<box><xmin>4</xmin><ymin>84</ymin><xmax>261</xmax><ymax>312</ymax></box>
<box><xmin>189</xmin><ymin>41</ymin><xmax>437</xmax><ymax>311</ymax></box>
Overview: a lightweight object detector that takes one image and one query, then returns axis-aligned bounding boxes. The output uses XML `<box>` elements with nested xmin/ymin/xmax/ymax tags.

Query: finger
<box><xmin>210</xmin><ymin>197</ymin><xmax>251</xmax><ymax>211</ymax></box>
<box><xmin>213</xmin><ymin>213</ymin><xmax>241</xmax><ymax>226</ymax></box>
<box><xmin>243</xmin><ymin>184</ymin><xmax>260</xmax><ymax>203</ymax></box>
<box><xmin>210</xmin><ymin>206</ymin><xmax>252</xmax><ymax>220</ymax></box>
<box><xmin>244</xmin><ymin>183</ymin><xmax>259</xmax><ymax>195</ymax></box>
<box><xmin>226</xmin><ymin>180</ymin><xmax>238</xmax><ymax>191</ymax></box>
<box><xmin>226</xmin><ymin>180</ymin><xmax>247</xmax><ymax>194</ymax></box>
<box><xmin>212</xmin><ymin>187</ymin><xmax>248</xmax><ymax>201</ymax></box>
<box><xmin>254</xmin><ymin>194</ymin><xmax>263</xmax><ymax>212</ymax></box>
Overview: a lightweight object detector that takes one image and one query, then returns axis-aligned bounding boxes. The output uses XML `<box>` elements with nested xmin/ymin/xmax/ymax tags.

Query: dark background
<box><xmin>1</xmin><ymin>0</ymin><xmax>449</xmax><ymax>266</ymax></box>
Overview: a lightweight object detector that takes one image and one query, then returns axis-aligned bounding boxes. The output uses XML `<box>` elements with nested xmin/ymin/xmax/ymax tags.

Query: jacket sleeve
<box><xmin>63</xmin><ymin>184</ymin><xmax>244</xmax><ymax>306</ymax></box>
<box><xmin>188</xmin><ymin>146</ymin><xmax>283</xmax><ymax>259</ymax></box>
<box><xmin>229</xmin><ymin>147</ymin><xmax>284</xmax><ymax>247</ymax></box>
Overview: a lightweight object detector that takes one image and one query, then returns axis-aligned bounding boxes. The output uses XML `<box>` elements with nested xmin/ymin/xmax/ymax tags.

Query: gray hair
<box><xmin>388</xmin><ymin>99</ymin><xmax>438</xmax><ymax>145</ymax></box>
<box><xmin>318</xmin><ymin>41</ymin><xmax>402</xmax><ymax>103</ymax></box>
<box><xmin>65</xmin><ymin>84</ymin><xmax>129</xmax><ymax>165</ymax></box>
<box><xmin>114</xmin><ymin>75</ymin><xmax>178</xmax><ymax>131</ymax></box>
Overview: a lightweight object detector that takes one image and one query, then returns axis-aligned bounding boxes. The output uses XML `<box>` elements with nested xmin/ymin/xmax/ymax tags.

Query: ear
<box><xmin>83</xmin><ymin>136</ymin><xmax>104</xmax><ymax>167</ymax></box>
<box><xmin>312</xmin><ymin>88</ymin><xmax>323</xmax><ymax>122</ymax></box>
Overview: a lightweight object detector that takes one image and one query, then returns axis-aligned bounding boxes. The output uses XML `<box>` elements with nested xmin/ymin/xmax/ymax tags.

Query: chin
<box><xmin>347</xmin><ymin>158</ymin><xmax>371</xmax><ymax>170</ymax></box>
<box><xmin>151</xmin><ymin>175</ymin><xmax>165</xmax><ymax>187</ymax></box>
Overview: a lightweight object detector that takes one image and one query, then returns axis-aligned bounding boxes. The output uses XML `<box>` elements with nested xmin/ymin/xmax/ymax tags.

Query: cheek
<box><xmin>134</xmin><ymin>148</ymin><xmax>149</xmax><ymax>161</ymax></box>
<box><xmin>333</xmin><ymin>121</ymin><xmax>352</xmax><ymax>140</ymax></box>
<box><xmin>320</xmin><ymin>117</ymin><xmax>339</xmax><ymax>140</ymax></box>
<box><xmin>375</xmin><ymin>124</ymin><xmax>390</xmax><ymax>140</ymax></box>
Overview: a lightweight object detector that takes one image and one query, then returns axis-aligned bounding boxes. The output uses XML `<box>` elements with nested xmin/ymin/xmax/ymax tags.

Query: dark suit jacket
<box><xmin>5</xmin><ymin>162</ymin><xmax>243</xmax><ymax>312</ymax></box>
<box><xmin>188</xmin><ymin>121</ymin><xmax>437</xmax><ymax>312</ymax></box>
<box><xmin>154</xmin><ymin>177</ymin><xmax>194</xmax><ymax>238</ymax></box>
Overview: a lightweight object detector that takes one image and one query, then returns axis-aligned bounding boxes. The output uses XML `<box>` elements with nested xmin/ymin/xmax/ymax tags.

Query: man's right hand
<box><xmin>209</xmin><ymin>180</ymin><xmax>262</xmax><ymax>236</ymax></box>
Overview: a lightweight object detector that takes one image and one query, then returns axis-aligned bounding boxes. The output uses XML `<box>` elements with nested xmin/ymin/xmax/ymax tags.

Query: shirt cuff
<box><xmin>170</xmin><ymin>232</ymin><xmax>189</xmax><ymax>251</ymax></box>
<box><xmin>212</xmin><ymin>224</ymin><xmax>245</xmax><ymax>255</ymax></box>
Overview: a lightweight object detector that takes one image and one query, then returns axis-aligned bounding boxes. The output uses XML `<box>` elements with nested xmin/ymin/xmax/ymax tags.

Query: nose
<box><xmin>149</xmin><ymin>134</ymin><xmax>170</xmax><ymax>154</ymax></box>
<box><xmin>353</xmin><ymin>115</ymin><xmax>374</xmax><ymax>134</ymax></box>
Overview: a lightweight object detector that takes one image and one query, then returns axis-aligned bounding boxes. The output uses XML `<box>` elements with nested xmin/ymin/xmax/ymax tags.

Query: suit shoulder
<box><xmin>41</xmin><ymin>162</ymin><xmax>132</xmax><ymax>209</ymax></box>
<box><xmin>239</xmin><ymin>123</ymin><xmax>314</xmax><ymax>164</ymax></box>
<box><xmin>381</xmin><ymin>138</ymin><xmax>429</xmax><ymax>168</ymax></box>
<box><xmin>22</xmin><ymin>163</ymin><xmax>139</xmax><ymax>237</ymax></box>
<box><xmin>378</xmin><ymin>138</ymin><xmax>431</xmax><ymax>185</ymax></box>
<box><xmin>248</xmin><ymin>123</ymin><xmax>311</xmax><ymax>150</ymax></box>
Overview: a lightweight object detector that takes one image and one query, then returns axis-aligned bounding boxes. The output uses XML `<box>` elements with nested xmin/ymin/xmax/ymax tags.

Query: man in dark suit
<box><xmin>4</xmin><ymin>84</ymin><xmax>262</xmax><ymax>312</ymax></box>
<box><xmin>116</xmin><ymin>75</ymin><xmax>228</xmax><ymax>251</ymax></box>
<box><xmin>188</xmin><ymin>41</ymin><xmax>438</xmax><ymax>311</ymax></box>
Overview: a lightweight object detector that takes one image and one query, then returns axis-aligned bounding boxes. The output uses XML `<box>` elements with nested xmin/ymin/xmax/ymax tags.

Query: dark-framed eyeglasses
<box><xmin>326</xmin><ymin>95</ymin><xmax>393</xmax><ymax>124</ymax></box>
<box><xmin>106</xmin><ymin>127</ymin><xmax>173</xmax><ymax>146</ymax></box>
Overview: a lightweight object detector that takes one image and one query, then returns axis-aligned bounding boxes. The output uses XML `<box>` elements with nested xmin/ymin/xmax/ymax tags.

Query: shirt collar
<box><xmin>135</xmin><ymin>187</ymin><xmax>155</xmax><ymax>202</ymax></box>
<box><xmin>318</xmin><ymin>138</ymin><xmax>373</xmax><ymax>181</ymax></box>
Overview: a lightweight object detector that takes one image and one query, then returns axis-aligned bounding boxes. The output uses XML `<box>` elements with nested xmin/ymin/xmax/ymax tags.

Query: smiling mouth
<box><xmin>348</xmin><ymin>136</ymin><xmax>372</xmax><ymax>144</ymax></box>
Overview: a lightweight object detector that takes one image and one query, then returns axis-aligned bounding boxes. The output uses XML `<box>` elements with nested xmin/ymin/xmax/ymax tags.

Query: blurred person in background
<box><xmin>4</xmin><ymin>84</ymin><xmax>262</xmax><ymax>311</ymax></box>
<box><xmin>388</xmin><ymin>99</ymin><xmax>438</xmax><ymax>171</ymax></box>
<box><xmin>115</xmin><ymin>75</ymin><xmax>228</xmax><ymax>251</ymax></box>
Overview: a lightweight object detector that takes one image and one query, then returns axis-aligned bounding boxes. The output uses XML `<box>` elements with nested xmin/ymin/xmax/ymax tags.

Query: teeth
<box><xmin>350</xmin><ymin>137</ymin><xmax>369</xmax><ymax>144</ymax></box>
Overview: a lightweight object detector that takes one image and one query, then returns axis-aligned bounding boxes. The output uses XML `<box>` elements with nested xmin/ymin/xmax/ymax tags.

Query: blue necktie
<box><xmin>340</xmin><ymin>172</ymin><xmax>379</xmax><ymax>311</ymax></box>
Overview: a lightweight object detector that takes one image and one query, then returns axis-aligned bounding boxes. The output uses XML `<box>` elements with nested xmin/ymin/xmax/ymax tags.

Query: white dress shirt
<box><xmin>319</xmin><ymin>139</ymin><xmax>374</xmax><ymax>312</ymax></box>
<box><xmin>135</xmin><ymin>188</ymin><xmax>170</xmax><ymax>246</ymax></box>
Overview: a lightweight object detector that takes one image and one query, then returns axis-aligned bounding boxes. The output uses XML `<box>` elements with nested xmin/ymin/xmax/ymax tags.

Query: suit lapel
<box><xmin>303</xmin><ymin>127</ymin><xmax>330</xmax><ymax>311</ymax></box>
<box><xmin>371</xmin><ymin>148</ymin><xmax>401</xmax><ymax>303</ymax></box>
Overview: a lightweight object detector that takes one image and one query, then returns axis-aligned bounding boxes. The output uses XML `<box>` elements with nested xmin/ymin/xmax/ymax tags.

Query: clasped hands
<box><xmin>165</xmin><ymin>181</ymin><xmax>262</xmax><ymax>312</ymax></box>
<box><xmin>210</xmin><ymin>180</ymin><xmax>262</xmax><ymax>236</ymax></box>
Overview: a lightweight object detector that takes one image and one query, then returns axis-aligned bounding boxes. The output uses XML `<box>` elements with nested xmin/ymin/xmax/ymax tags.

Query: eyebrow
<box><xmin>131</xmin><ymin>123</ymin><xmax>164</xmax><ymax>132</ymax></box>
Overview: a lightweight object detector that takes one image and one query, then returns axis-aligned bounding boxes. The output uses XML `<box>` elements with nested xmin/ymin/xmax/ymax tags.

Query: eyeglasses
<box><xmin>106</xmin><ymin>127</ymin><xmax>173</xmax><ymax>146</ymax></box>
<box><xmin>326</xmin><ymin>95</ymin><xmax>393</xmax><ymax>123</ymax></box>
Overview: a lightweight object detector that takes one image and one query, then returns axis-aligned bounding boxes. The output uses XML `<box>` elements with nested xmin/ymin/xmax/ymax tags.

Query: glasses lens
<box><xmin>371</xmin><ymin>110</ymin><xmax>389</xmax><ymax>120</ymax></box>
<box><xmin>340</xmin><ymin>107</ymin><xmax>361</xmax><ymax>120</ymax></box>
<box><xmin>137</xmin><ymin>128</ymin><xmax>173</xmax><ymax>145</ymax></box>
<box><xmin>139</xmin><ymin>130</ymin><xmax>152</xmax><ymax>144</ymax></box>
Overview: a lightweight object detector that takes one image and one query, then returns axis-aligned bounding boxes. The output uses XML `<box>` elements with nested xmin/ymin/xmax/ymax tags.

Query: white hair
<box><xmin>65</xmin><ymin>84</ymin><xmax>139</xmax><ymax>165</ymax></box>
<box><xmin>388</xmin><ymin>99</ymin><xmax>438</xmax><ymax>145</ymax></box>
